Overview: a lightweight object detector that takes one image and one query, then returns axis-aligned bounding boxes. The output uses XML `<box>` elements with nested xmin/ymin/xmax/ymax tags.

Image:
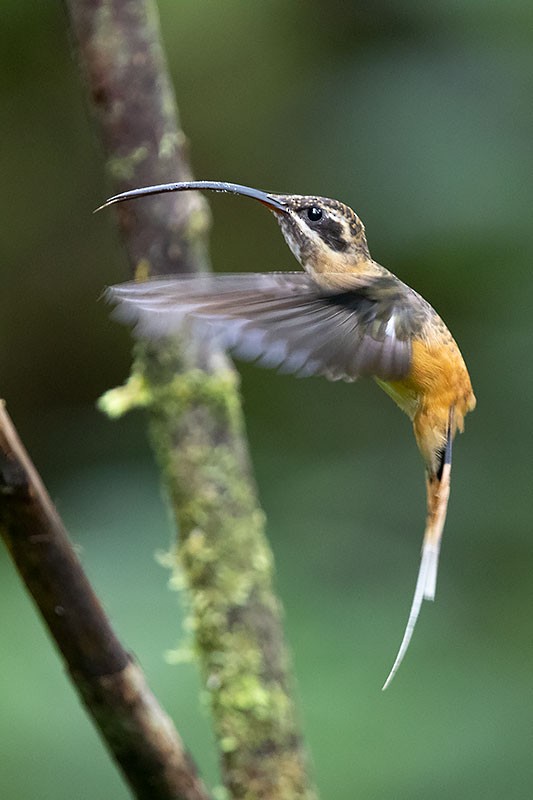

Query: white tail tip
<box><xmin>381</xmin><ymin>540</ymin><xmax>440</xmax><ymax>690</ymax></box>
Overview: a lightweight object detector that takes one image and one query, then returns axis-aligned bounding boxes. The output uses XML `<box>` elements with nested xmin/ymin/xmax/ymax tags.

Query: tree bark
<box><xmin>0</xmin><ymin>401</ymin><xmax>209</xmax><ymax>800</ymax></box>
<box><xmin>66</xmin><ymin>1</ymin><xmax>317</xmax><ymax>798</ymax></box>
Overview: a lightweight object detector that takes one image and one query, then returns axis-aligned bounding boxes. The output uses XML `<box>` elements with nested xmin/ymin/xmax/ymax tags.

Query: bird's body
<box><xmin>99</xmin><ymin>180</ymin><xmax>476</xmax><ymax>688</ymax></box>
<box><xmin>380</xmin><ymin>313</ymin><xmax>474</xmax><ymax>466</ymax></box>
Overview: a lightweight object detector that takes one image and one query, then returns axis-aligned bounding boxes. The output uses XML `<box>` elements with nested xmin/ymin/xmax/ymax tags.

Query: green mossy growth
<box><xmin>141</xmin><ymin>342</ymin><xmax>316</xmax><ymax>798</ymax></box>
<box><xmin>101</xmin><ymin>334</ymin><xmax>316</xmax><ymax>796</ymax></box>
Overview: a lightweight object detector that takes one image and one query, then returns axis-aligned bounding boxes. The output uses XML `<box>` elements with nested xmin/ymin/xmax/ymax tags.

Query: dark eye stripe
<box><xmin>315</xmin><ymin>220</ymin><xmax>348</xmax><ymax>252</ymax></box>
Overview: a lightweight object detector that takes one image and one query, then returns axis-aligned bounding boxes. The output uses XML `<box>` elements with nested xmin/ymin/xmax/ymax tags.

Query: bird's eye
<box><xmin>306</xmin><ymin>206</ymin><xmax>322</xmax><ymax>222</ymax></box>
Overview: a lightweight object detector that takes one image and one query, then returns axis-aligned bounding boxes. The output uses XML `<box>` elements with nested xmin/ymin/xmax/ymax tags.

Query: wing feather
<box><xmin>107</xmin><ymin>272</ymin><xmax>414</xmax><ymax>382</ymax></box>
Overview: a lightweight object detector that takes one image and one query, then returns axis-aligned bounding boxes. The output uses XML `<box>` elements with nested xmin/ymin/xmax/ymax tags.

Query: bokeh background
<box><xmin>2</xmin><ymin>2</ymin><xmax>532</xmax><ymax>798</ymax></box>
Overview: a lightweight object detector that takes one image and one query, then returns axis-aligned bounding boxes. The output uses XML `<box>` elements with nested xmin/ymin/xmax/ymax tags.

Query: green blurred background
<box><xmin>2</xmin><ymin>1</ymin><xmax>532</xmax><ymax>798</ymax></box>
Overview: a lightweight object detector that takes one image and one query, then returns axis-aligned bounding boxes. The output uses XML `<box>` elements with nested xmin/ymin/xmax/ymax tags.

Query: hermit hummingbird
<box><xmin>98</xmin><ymin>180</ymin><xmax>476</xmax><ymax>689</ymax></box>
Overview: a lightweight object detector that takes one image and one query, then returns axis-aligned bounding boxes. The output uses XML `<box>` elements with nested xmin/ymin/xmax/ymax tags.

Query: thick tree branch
<box><xmin>66</xmin><ymin>1</ymin><xmax>317</xmax><ymax>798</ymax></box>
<box><xmin>0</xmin><ymin>401</ymin><xmax>209</xmax><ymax>800</ymax></box>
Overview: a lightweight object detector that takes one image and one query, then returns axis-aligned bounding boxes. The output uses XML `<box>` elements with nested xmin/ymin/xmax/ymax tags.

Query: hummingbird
<box><xmin>98</xmin><ymin>180</ymin><xmax>476</xmax><ymax>689</ymax></box>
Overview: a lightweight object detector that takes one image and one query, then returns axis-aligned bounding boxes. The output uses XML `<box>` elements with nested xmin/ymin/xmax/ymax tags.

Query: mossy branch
<box><xmin>67</xmin><ymin>1</ymin><xmax>317</xmax><ymax>798</ymax></box>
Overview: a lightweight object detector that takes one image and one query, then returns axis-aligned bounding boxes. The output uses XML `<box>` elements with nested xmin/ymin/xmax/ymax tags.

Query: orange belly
<box><xmin>378</xmin><ymin>337</ymin><xmax>476</xmax><ymax>469</ymax></box>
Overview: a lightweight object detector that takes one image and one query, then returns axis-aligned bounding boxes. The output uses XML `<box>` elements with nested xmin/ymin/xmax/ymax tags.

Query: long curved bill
<box><xmin>95</xmin><ymin>180</ymin><xmax>288</xmax><ymax>214</ymax></box>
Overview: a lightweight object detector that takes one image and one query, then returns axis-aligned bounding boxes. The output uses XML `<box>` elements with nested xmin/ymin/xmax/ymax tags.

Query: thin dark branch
<box><xmin>0</xmin><ymin>400</ymin><xmax>209</xmax><ymax>800</ymax></box>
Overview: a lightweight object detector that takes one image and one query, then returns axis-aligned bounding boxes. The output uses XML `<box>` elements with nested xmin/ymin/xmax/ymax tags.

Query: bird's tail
<box><xmin>382</xmin><ymin>412</ymin><xmax>454</xmax><ymax>690</ymax></box>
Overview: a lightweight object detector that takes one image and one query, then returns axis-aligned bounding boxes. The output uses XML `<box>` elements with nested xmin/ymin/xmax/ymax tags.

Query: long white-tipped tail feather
<box><xmin>382</xmin><ymin>413</ymin><xmax>454</xmax><ymax>690</ymax></box>
<box><xmin>381</xmin><ymin>540</ymin><xmax>440</xmax><ymax>691</ymax></box>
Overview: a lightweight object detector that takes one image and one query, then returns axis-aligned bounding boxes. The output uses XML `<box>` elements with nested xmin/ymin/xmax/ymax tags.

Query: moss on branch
<box><xmin>101</xmin><ymin>342</ymin><xmax>316</xmax><ymax>799</ymax></box>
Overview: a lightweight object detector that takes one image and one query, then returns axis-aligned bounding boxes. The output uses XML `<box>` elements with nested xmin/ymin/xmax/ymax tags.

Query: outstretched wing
<box><xmin>107</xmin><ymin>272</ymin><xmax>418</xmax><ymax>382</ymax></box>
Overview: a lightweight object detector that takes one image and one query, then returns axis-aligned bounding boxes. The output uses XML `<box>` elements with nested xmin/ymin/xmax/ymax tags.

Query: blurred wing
<box><xmin>107</xmin><ymin>272</ymin><xmax>414</xmax><ymax>382</ymax></box>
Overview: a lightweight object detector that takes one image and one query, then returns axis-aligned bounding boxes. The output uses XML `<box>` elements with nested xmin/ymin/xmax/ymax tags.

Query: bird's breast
<box><xmin>379</xmin><ymin>335</ymin><xmax>476</xmax><ymax>468</ymax></box>
<box><xmin>409</xmin><ymin>337</ymin><xmax>476</xmax><ymax>419</ymax></box>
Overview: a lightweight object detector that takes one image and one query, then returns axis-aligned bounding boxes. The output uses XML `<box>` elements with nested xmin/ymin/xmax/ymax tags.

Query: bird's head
<box><xmin>96</xmin><ymin>180</ymin><xmax>373</xmax><ymax>281</ymax></box>
<box><xmin>265</xmin><ymin>191</ymin><xmax>372</xmax><ymax>280</ymax></box>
